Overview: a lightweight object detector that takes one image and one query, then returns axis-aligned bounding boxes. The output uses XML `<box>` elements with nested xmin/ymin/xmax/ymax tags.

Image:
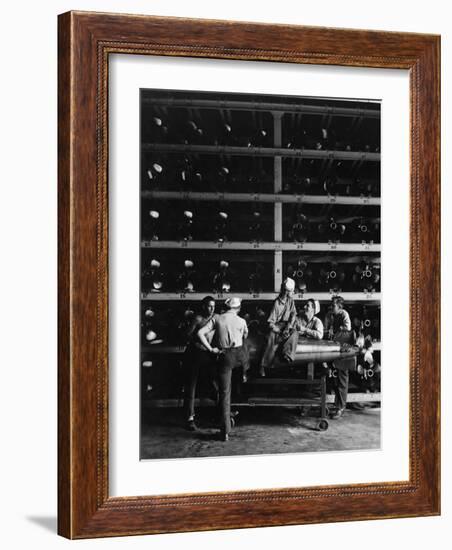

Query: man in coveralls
<box><xmin>258</xmin><ymin>277</ymin><xmax>297</xmax><ymax>376</ymax></box>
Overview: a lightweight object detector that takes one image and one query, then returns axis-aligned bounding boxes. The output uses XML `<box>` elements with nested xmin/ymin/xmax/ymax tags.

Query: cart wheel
<box><xmin>317</xmin><ymin>419</ymin><xmax>329</xmax><ymax>431</ymax></box>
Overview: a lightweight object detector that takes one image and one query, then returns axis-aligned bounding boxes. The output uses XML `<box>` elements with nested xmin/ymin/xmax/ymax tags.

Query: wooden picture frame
<box><xmin>58</xmin><ymin>11</ymin><xmax>440</xmax><ymax>539</ymax></box>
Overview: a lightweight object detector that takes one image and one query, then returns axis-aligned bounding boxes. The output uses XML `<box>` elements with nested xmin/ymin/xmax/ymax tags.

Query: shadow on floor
<box><xmin>26</xmin><ymin>516</ymin><xmax>57</xmax><ymax>534</ymax></box>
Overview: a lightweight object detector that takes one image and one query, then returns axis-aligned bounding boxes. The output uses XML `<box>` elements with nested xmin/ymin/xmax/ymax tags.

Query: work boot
<box><xmin>330</xmin><ymin>408</ymin><xmax>345</xmax><ymax>419</ymax></box>
<box><xmin>185</xmin><ymin>418</ymin><xmax>197</xmax><ymax>431</ymax></box>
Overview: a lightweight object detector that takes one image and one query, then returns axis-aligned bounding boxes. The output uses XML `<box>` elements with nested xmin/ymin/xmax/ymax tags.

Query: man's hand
<box><xmin>211</xmin><ymin>347</ymin><xmax>221</xmax><ymax>355</ymax></box>
<box><xmin>272</xmin><ymin>325</ymin><xmax>281</xmax><ymax>334</ymax></box>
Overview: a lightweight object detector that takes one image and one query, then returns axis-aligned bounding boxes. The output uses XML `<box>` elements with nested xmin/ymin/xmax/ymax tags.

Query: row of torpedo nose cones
<box><xmin>145</xmin><ymin>160</ymin><xmax>379</xmax><ymax>197</ymax></box>
<box><xmin>144</xmin><ymin>116</ymin><xmax>380</xmax><ymax>152</ymax></box>
<box><xmin>141</xmin><ymin>258</ymin><xmax>380</xmax><ymax>294</ymax></box>
<box><xmin>143</xmin><ymin>209</ymin><xmax>380</xmax><ymax>243</ymax></box>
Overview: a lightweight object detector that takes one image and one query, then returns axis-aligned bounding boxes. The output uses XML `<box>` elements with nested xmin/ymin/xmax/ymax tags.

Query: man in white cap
<box><xmin>198</xmin><ymin>296</ymin><xmax>249</xmax><ymax>441</ymax></box>
<box><xmin>259</xmin><ymin>277</ymin><xmax>297</xmax><ymax>376</ymax></box>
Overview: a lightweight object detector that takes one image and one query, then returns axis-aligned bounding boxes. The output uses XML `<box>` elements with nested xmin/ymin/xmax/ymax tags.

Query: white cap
<box><xmin>225</xmin><ymin>296</ymin><xmax>241</xmax><ymax>309</ymax></box>
<box><xmin>284</xmin><ymin>277</ymin><xmax>295</xmax><ymax>291</ymax></box>
<box><xmin>184</xmin><ymin>259</ymin><xmax>194</xmax><ymax>268</ymax></box>
<box><xmin>183</xmin><ymin>210</ymin><xmax>193</xmax><ymax>218</ymax></box>
<box><xmin>149</xmin><ymin>210</ymin><xmax>159</xmax><ymax>219</ymax></box>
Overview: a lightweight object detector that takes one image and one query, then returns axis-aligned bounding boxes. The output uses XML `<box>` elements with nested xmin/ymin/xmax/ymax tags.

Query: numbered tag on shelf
<box><xmin>216</xmin><ymin>293</ymin><xmax>224</xmax><ymax>300</ymax></box>
<box><xmin>296</xmin><ymin>243</ymin><xmax>304</xmax><ymax>250</ymax></box>
<box><xmin>252</xmin><ymin>293</ymin><xmax>260</xmax><ymax>299</ymax></box>
<box><xmin>252</xmin><ymin>193</ymin><xmax>260</xmax><ymax>202</ymax></box>
<box><xmin>181</xmin><ymin>191</ymin><xmax>190</xmax><ymax>200</ymax></box>
<box><xmin>328</xmin><ymin>195</ymin><xmax>337</xmax><ymax>204</ymax></box>
<box><xmin>217</xmin><ymin>242</ymin><xmax>224</xmax><ymax>248</ymax></box>
<box><xmin>329</xmin><ymin>243</ymin><xmax>338</xmax><ymax>250</ymax></box>
<box><xmin>180</xmin><ymin>241</ymin><xmax>188</xmax><ymax>248</ymax></box>
<box><xmin>216</xmin><ymin>192</ymin><xmax>225</xmax><ymax>201</ymax></box>
<box><xmin>253</xmin><ymin>242</ymin><xmax>260</xmax><ymax>249</ymax></box>
<box><xmin>179</xmin><ymin>293</ymin><xmax>186</xmax><ymax>299</ymax></box>
<box><xmin>362</xmin><ymin>197</ymin><xmax>370</xmax><ymax>205</ymax></box>
<box><xmin>361</xmin><ymin>242</ymin><xmax>371</xmax><ymax>251</ymax></box>
<box><xmin>295</xmin><ymin>194</ymin><xmax>304</xmax><ymax>203</ymax></box>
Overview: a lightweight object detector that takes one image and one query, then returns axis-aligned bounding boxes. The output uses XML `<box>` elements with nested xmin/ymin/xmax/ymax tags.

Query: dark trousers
<box><xmin>260</xmin><ymin>329</ymin><xmax>297</xmax><ymax>367</ymax></box>
<box><xmin>217</xmin><ymin>347</ymin><xmax>247</xmax><ymax>435</ymax></box>
<box><xmin>332</xmin><ymin>329</ymin><xmax>355</xmax><ymax>410</ymax></box>
<box><xmin>183</xmin><ymin>346</ymin><xmax>218</xmax><ymax>419</ymax></box>
<box><xmin>334</xmin><ymin>368</ymin><xmax>349</xmax><ymax>410</ymax></box>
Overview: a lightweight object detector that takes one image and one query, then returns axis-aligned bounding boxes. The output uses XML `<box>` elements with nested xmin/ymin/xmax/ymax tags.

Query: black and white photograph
<box><xmin>139</xmin><ymin>88</ymin><xmax>381</xmax><ymax>459</ymax></box>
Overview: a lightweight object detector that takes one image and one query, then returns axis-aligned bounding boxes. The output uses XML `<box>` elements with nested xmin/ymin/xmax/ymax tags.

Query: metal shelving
<box><xmin>142</xmin><ymin>96</ymin><xmax>380</xmax><ymax>118</ymax></box>
<box><xmin>142</xmin><ymin>190</ymin><xmax>380</xmax><ymax>206</ymax></box>
<box><xmin>142</xmin><ymin>142</ymin><xmax>380</xmax><ymax>161</ymax></box>
<box><xmin>142</xmin><ymin>240</ymin><xmax>381</xmax><ymax>252</ymax></box>
<box><xmin>141</xmin><ymin>92</ymin><xmax>382</xmax><ymax>409</ymax></box>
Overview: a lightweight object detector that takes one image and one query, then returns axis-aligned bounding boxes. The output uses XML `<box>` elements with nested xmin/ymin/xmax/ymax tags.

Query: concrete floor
<box><xmin>140</xmin><ymin>405</ymin><xmax>380</xmax><ymax>459</ymax></box>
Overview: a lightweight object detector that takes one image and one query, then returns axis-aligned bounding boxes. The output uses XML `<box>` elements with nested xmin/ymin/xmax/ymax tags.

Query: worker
<box><xmin>198</xmin><ymin>297</ymin><xmax>248</xmax><ymax>441</ymax></box>
<box><xmin>182</xmin><ymin>296</ymin><xmax>218</xmax><ymax>431</ymax></box>
<box><xmin>327</xmin><ymin>295</ymin><xmax>354</xmax><ymax>419</ymax></box>
<box><xmin>259</xmin><ymin>277</ymin><xmax>297</xmax><ymax>376</ymax></box>
<box><xmin>282</xmin><ymin>299</ymin><xmax>324</xmax><ymax>358</ymax></box>
<box><xmin>297</xmin><ymin>299</ymin><xmax>324</xmax><ymax>339</ymax></box>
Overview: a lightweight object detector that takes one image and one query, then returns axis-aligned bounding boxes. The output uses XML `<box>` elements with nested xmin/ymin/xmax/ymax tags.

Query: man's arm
<box><xmin>186</xmin><ymin>314</ymin><xmax>202</xmax><ymax>340</ymax></box>
<box><xmin>304</xmin><ymin>318</ymin><xmax>324</xmax><ymax>340</ymax></box>
<box><xmin>197</xmin><ymin>318</ymin><xmax>220</xmax><ymax>353</ymax></box>
<box><xmin>242</xmin><ymin>319</ymin><xmax>248</xmax><ymax>340</ymax></box>
<box><xmin>267</xmin><ymin>301</ymin><xmax>278</xmax><ymax>325</ymax></box>
<box><xmin>267</xmin><ymin>300</ymin><xmax>280</xmax><ymax>331</ymax></box>
<box><xmin>339</xmin><ymin>310</ymin><xmax>352</xmax><ymax>331</ymax></box>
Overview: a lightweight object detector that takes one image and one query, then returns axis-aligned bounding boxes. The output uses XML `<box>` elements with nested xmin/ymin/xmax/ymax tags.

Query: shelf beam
<box><xmin>141</xmin><ymin>190</ymin><xmax>380</xmax><ymax>206</ymax></box>
<box><xmin>142</xmin><ymin>97</ymin><xmax>380</xmax><ymax>118</ymax></box>
<box><xmin>142</xmin><ymin>143</ymin><xmax>380</xmax><ymax>161</ymax></box>
<box><xmin>141</xmin><ymin>240</ymin><xmax>381</xmax><ymax>252</ymax></box>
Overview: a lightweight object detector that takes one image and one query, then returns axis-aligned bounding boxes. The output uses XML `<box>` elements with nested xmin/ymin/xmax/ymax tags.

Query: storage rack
<box><xmin>140</xmin><ymin>90</ymin><xmax>381</xmax><ymax>406</ymax></box>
